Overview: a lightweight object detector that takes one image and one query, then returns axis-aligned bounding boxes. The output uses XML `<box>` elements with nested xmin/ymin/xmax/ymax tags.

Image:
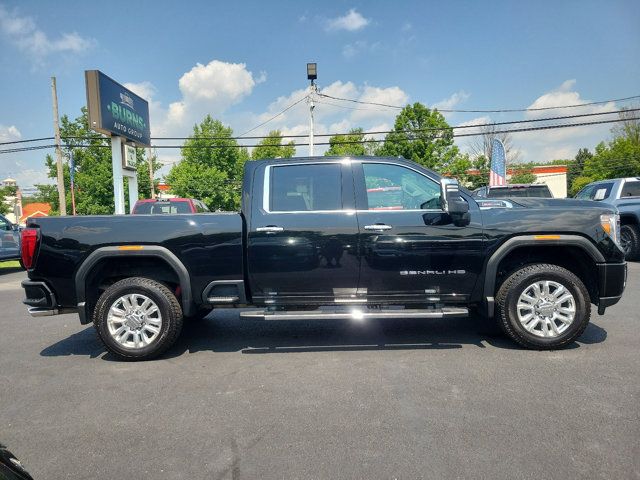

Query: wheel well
<box><xmin>494</xmin><ymin>245</ymin><xmax>598</xmax><ymax>302</ymax></box>
<box><xmin>84</xmin><ymin>257</ymin><xmax>181</xmax><ymax>314</ymax></box>
<box><xmin>620</xmin><ymin>214</ymin><xmax>639</xmax><ymax>226</ymax></box>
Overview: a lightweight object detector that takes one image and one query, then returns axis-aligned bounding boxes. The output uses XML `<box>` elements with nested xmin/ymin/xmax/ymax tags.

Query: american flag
<box><xmin>490</xmin><ymin>138</ymin><xmax>506</xmax><ymax>186</ymax></box>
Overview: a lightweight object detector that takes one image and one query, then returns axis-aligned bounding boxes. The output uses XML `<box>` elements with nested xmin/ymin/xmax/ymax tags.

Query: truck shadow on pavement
<box><xmin>40</xmin><ymin>311</ymin><xmax>609</xmax><ymax>360</ymax></box>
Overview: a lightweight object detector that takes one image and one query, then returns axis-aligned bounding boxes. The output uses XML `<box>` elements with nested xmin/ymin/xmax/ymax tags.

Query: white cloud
<box><xmin>0</xmin><ymin>5</ymin><xmax>94</xmax><ymax>61</ymax></box>
<box><xmin>433</xmin><ymin>91</ymin><xmax>470</xmax><ymax>111</ymax></box>
<box><xmin>326</xmin><ymin>8</ymin><xmax>370</xmax><ymax>32</ymax></box>
<box><xmin>0</xmin><ymin>125</ymin><xmax>22</xmax><ymax>142</ymax></box>
<box><xmin>123</xmin><ymin>81</ymin><xmax>157</xmax><ymax>101</ymax></box>
<box><xmin>401</xmin><ymin>22</ymin><xmax>412</xmax><ymax>32</ymax></box>
<box><xmin>457</xmin><ymin>80</ymin><xmax>620</xmax><ymax>164</ymax></box>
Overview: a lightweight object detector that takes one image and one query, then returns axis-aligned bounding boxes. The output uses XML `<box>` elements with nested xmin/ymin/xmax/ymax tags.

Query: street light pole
<box><xmin>306</xmin><ymin>63</ymin><xmax>317</xmax><ymax>157</ymax></box>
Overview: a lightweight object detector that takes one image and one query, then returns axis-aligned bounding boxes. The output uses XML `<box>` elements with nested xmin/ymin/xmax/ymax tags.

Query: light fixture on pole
<box><xmin>306</xmin><ymin>63</ymin><xmax>317</xmax><ymax>156</ymax></box>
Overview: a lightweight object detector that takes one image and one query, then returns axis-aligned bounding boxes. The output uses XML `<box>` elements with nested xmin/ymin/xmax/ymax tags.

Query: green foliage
<box><xmin>509</xmin><ymin>165</ymin><xmax>537</xmax><ymax>184</ymax></box>
<box><xmin>251</xmin><ymin>130</ymin><xmax>295</xmax><ymax>160</ymax></box>
<box><xmin>0</xmin><ymin>185</ymin><xmax>17</xmax><ymax>215</ymax></box>
<box><xmin>570</xmin><ymin>176</ymin><xmax>595</xmax><ymax>195</ymax></box>
<box><xmin>325</xmin><ymin>128</ymin><xmax>376</xmax><ymax>157</ymax></box>
<box><xmin>567</xmin><ymin>148</ymin><xmax>592</xmax><ymax>195</ymax></box>
<box><xmin>42</xmin><ymin>108</ymin><xmax>160</xmax><ymax>215</ymax></box>
<box><xmin>378</xmin><ymin>103</ymin><xmax>459</xmax><ymax>170</ymax></box>
<box><xmin>167</xmin><ymin>115</ymin><xmax>248</xmax><ymax>210</ymax></box>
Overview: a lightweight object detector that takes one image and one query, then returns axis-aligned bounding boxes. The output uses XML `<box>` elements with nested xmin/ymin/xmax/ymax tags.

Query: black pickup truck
<box><xmin>21</xmin><ymin>156</ymin><xmax>627</xmax><ymax>360</ymax></box>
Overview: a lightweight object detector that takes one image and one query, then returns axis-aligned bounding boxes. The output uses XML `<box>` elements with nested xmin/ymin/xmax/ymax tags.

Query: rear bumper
<box><xmin>596</xmin><ymin>262</ymin><xmax>627</xmax><ymax>313</ymax></box>
<box><xmin>22</xmin><ymin>280</ymin><xmax>77</xmax><ymax>317</ymax></box>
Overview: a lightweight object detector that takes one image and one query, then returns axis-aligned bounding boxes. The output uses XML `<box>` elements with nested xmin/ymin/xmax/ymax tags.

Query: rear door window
<box><xmin>621</xmin><ymin>181</ymin><xmax>640</xmax><ymax>198</ymax></box>
<box><xmin>270</xmin><ymin>163</ymin><xmax>342</xmax><ymax>212</ymax></box>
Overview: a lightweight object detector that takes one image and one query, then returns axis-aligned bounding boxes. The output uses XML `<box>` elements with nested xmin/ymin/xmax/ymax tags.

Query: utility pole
<box><xmin>306</xmin><ymin>63</ymin><xmax>317</xmax><ymax>157</ymax></box>
<box><xmin>51</xmin><ymin>77</ymin><xmax>67</xmax><ymax>215</ymax></box>
<box><xmin>147</xmin><ymin>147</ymin><xmax>156</xmax><ymax>199</ymax></box>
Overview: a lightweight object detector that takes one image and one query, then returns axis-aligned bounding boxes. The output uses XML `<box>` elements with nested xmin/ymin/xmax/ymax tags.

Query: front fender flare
<box><xmin>483</xmin><ymin>234</ymin><xmax>604</xmax><ymax>317</ymax></box>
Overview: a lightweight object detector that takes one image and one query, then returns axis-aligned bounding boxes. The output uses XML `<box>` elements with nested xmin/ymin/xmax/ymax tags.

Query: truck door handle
<box><xmin>364</xmin><ymin>224</ymin><xmax>393</xmax><ymax>231</ymax></box>
<box><xmin>256</xmin><ymin>226</ymin><xmax>284</xmax><ymax>233</ymax></box>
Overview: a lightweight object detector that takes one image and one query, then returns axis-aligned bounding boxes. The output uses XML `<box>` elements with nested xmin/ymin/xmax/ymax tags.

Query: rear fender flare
<box><xmin>75</xmin><ymin>246</ymin><xmax>193</xmax><ymax>324</ymax></box>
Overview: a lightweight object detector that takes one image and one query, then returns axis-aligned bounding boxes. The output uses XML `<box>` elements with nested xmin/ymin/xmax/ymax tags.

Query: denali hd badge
<box><xmin>400</xmin><ymin>270</ymin><xmax>466</xmax><ymax>275</ymax></box>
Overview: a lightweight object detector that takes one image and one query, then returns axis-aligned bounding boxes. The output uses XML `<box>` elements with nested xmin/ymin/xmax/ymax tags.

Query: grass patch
<box><xmin>0</xmin><ymin>260</ymin><xmax>21</xmax><ymax>269</ymax></box>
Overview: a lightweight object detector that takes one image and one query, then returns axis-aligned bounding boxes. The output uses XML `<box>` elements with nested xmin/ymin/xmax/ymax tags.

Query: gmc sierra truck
<box><xmin>20</xmin><ymin>157</ymin><xmax>627</xmax><ymax>360</ymax></box>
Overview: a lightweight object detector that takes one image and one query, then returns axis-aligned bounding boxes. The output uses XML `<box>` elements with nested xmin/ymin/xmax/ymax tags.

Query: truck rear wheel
<box><xmin>495</xmin><ymin>264</ymin><xmax>590</xmax><ymax>349</ymax></box>
<box><xmin>93</xmin><ymin>277</ymin><xmax>183</xmax><ymax>360</ymax></box>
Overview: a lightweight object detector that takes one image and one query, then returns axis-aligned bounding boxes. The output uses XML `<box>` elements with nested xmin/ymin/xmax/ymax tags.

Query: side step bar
<box><xmin>240</xmin><ymin>307</ymin><xmax>468</xmax><ymax>321</ymax></box>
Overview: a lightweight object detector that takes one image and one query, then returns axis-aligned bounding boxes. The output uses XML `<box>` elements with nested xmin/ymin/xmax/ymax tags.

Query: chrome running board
<box><xmin>240</xmin><ymin>307</ymin><xmax>468</xmax><ymax>321</ymax></box>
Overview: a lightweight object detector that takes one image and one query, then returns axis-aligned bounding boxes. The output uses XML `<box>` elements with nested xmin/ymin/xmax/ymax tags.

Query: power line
<box><xmin>237</xmin><ymin>94</ymin><xmax>309</xmax><ymax>137</ymax></box>
<box><xmin>2</xmin><ymin>115</ymin><xmax>638</xmax><ymax>154</ymax></box>
<box><xmin>316</xmin><ymin>92</ymin><xmax>640</xmax><ymax>113</ymax></box>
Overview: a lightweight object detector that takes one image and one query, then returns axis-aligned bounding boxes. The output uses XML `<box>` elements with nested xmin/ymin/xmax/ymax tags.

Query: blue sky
<box><xmin>1</xmin><ymin>0</ymin><xmax>639</xmax><ymax>188</ymax></box>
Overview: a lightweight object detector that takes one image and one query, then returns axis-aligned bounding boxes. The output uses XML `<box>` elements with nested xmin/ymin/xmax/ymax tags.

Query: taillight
<box><xmin>21</xmin><ymin>228</ymin><xmax>38</xmax><ymax>269</ymax></box>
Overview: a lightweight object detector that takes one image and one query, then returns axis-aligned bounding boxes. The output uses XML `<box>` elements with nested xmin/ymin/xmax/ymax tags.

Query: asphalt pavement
<box><xmin>1</xmin><ymin>264</ymin><xmax>639</xmax><ymax>479</ymax></box>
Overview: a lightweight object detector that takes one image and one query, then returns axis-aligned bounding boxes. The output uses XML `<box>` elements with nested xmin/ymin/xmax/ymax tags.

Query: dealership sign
<box><xmin>85</xmin><ymin>70</ymin><xmax>151</xmax><ymax>147</ymax></box>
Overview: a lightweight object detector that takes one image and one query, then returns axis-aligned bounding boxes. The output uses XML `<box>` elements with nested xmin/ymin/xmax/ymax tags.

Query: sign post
<box><xmin>85</xmin><ymin>70</ymin><xmax>151</xmax><ymax>214</ymax></box>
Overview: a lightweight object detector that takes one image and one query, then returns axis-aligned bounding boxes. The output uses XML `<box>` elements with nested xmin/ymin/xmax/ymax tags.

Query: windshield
<box><xmin>487</xmin><ymin>186</ymin><xmax>552</xmax><ymax>198</ymax></box>
<box><xmin>133</xmin><ymin>201</ymin><xmax>192</xmax><ymax>214</ymax></box>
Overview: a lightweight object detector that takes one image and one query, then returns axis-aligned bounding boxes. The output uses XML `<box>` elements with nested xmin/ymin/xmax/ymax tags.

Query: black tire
<box><xmin>620</xmin><ymin>224</ymin><xmax>640</xmax><ymax>261</ymax></box>
<box><xmin>93</xmin><ymin>277</ymin><xmax>183</xmax><ymax>360</ymax></box>
<box><xmin>495</xmin><ymin>264</ymin><xmax>591</xmax><ymax>350</ymax></box>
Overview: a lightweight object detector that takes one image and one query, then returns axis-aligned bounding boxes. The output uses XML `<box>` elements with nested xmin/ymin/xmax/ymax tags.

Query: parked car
<box><xmin>575</xmin><ymin>177</ymin><xmax>640</xmax><ymax>260</ymax></box>
<box><xmin>132</xmin><ymin>198</ymin><xmax>210</xmax><ymax>214</ymax></box>
<box><xmin>20</xmin><ymin>156</ymin><xmax>626</xmax><ymax>360</ymax></box>
<box><xmin>0</xmin><ymin>214</ymin><xmax>21</xmax><ymax>262</ymax></box>
<box><xmin>0</xmin><ymin>442</ymin><xmax>33</xmax><ymax>480</ymax></box>
<box><xmin>472</xmin><ymin>184</ymin><xmax>553</xmax><ymax>199</ymax></box>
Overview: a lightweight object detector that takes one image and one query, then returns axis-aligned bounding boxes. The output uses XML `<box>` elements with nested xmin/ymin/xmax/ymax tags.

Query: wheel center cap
<box><xmin>538</xmin><ymin>302</ymin><xmax>555</xmax><ymax>317</ymax></box>
<box><xmin>124</xmin><ymin>314</ymin><xmax>142</xmax><ymax>329</ymax></box>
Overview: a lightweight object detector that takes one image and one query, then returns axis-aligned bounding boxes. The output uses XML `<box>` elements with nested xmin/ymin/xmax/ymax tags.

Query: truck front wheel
<box><xmin>93</xmin><ymin>277</ymin><xmax>184</xmax><ymax>360</ymax></box>
<box><xmin>620</xmin><ymin>224</ymin><xmax>640</xmax><ymax>261</ymax></box>
<box><xmin>496</xmin><ymin>264</ymin><xmax>590</xmax><ymax>349</ymax></box>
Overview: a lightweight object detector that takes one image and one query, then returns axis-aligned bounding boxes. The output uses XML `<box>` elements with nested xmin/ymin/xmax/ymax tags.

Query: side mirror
<box><xmin>12</xmin><ymin>223</ymin><xmax>19</xmax><ymax>231</ymax></box>
<box><xmin>440</xmin><ymin>178</ymin><xmax>470</xmax><ymax>226</ymax></box>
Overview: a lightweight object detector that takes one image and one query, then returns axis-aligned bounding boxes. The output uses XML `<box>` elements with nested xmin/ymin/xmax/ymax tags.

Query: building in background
<box><xmin>518</xmin><ymin>165</ymin><xmax>568</xmax><ymax>198</ymax></box>
<box><xmin>20</xmin><ymin>202</ymin><xmax>52</xmax><ymax>225</ymax></box>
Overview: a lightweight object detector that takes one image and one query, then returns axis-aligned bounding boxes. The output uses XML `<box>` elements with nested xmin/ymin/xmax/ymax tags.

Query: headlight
<box><xmin>600</xmin><ymin>213</ymin><xmax>620</xmax><ymax>246</ymax></box>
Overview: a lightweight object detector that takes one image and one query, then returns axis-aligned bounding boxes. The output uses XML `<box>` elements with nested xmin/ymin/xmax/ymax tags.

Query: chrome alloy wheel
<box><xmin>516</xmin><ymin>280</ymin><xmax>576</xmax><ymax>338</ymax></box>
<box><xmin>107</xmin><ymin>293</ymin><xmax>163</xmax><ymax>349</ymax></box>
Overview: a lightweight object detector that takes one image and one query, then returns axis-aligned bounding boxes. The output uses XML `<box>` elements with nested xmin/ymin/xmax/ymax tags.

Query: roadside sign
<box><xmin>85</xmin><ymin>70</ymin><xmax>151</xmax><ymax>147</ymax></box>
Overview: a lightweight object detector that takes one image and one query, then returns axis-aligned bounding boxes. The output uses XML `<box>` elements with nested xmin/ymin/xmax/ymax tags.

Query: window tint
<box><xmin>134</xmin><ymin>201</ymin><xmax>193</xmax><ymax>214</ymax></box>
<box><xmin>0</xmin><ymin>216</ymin><xmax>8</xmax><ymax>230</ymax></box>
<box><xmin>363</xmin><ymin>163</ymin><xmax>441</xmax><ymax>210</ymax></box>
<box><xmin>591</xmin><ymin>183</ymin><xmax>613</xmax><ymax>201</ymax></box>
<box><xmin>575</xmin><ymin>185</ymin><xmax>594</xmax><ymax>200</ymax></box>
<box><xmin>270</xmin><ymin>164</ymin><xmax>342</xmax><ymax>212</ymax></box>
<box><xmin>621</xmin><ymin>181</ymin><xmax>640</xmax><ymax>198</ymax></box>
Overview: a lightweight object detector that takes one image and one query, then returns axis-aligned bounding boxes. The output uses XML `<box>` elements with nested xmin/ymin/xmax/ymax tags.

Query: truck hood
<box><xmin>508</xmin><ymin>197</ymin><xmax>617</xmax><ymax>212</ymax></box>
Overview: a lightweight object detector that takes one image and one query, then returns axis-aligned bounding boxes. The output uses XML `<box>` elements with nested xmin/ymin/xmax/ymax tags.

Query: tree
<box><xmin>251</xmin><ymin>130</ymin><xmax>295</xmax><ymax>160</ymax></box>
<box><xmin>324</xmin><ymin>128</ymin><xmax>376</xmax><ymax>156</ymax></box>
<box><xmin>0</xmin><ymin>185</ymin><xmax>17</xmax><ymax>215</ymax></box>
<box><xmin>378</xmin><ymin>103</ymin><xmax>459</xmax><ymax>170</ymax></box>
<box><xmin>167</xmin><ymin>115</ymin><xmax>248</xmax><ymax>211</ymax></box>
<box><xmin>567</xmin><ymin>148</ymin><xmax>592</xmax><ymax>196</ymax></box>
<box><xmin>42</xmin><ymin>108</ymin><xmax>160</xmax><ymax>215</ymax></box>
<box><xmin>469</xmin><ymin>123</ymin><xmax>521</xmax><ymax>164</ymax></box>
<box><xmin>611</xmin><ymin>106</ymin><xmax>640</xmax><ymax>146</ymax></box>
<box><xmin>509</xmin><ymin>165</ymin><xmax>536</xmax><ymax>184</ymax></box>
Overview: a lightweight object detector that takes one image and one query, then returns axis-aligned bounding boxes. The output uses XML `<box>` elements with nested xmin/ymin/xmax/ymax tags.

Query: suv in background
<box><xmin>0</xmin><ymin>214</ymin><xmax>20</xmax><ymax>262</ymax></box>
<box><xmin>575</xmin><ymin>177</ymin><xmax>640</xmax><ymax>260</ymax></box>
<box><xmin>132</xmin><ymin>198</ymin><xmax>210</xmax><ymax>215</ymax></box>
<box><xmin>471</xmin><ymin>184</ymin><xmax>553</xmax><ymax>199</ymax></box>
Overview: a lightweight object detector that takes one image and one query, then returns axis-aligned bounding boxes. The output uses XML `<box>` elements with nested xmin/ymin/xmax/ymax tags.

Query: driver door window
<box><xmin>363</xmin><ymin>163</ymin><xmax>441</xmax><ymax>210</ymax></box>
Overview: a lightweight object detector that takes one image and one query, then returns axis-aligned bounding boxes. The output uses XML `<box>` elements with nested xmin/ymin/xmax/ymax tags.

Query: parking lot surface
<box><xmin>1</xmin><ymin>264</ymin><xmax>639</xmax><ymax>479</ymax></box>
